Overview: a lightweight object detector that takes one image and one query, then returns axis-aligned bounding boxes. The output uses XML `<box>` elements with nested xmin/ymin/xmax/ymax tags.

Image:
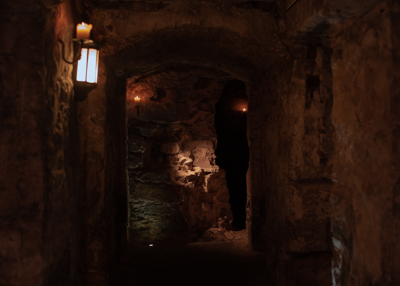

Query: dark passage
<box><xmin>116</xmin><ymin>231</ymin><xmax>267</xmax><ymax>286</ymax></box>
<box><xmin>215</xmin><ymin>80</ymin><xmax>249</xmax><ymax>229</ymax></box>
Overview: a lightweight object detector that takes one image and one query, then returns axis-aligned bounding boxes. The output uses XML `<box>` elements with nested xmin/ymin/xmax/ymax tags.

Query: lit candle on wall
<box><xmin>76</xmin><ymin>23</ymin><xmax>93</xmax><ymax>39</ymax></box>
<box><xmin>242</xmin><ymin>108</ymin><xmax>247</xmax><ymax>112</ymax></box>
<box><xmin>134</xmin><ymin>96</ymin><xmax>141</xmax><ymax>105</ymax></box>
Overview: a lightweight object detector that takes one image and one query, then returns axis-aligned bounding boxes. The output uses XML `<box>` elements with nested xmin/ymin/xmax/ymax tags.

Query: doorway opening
<box><xmin>124</xmin><ymin>73</ymin><xmax>235</xmax><ymax>244</ymax></box>
<box><xmin>215</xmin><ymin>80</ymin><xmax>249</xmax><ymax>229</ymax></box>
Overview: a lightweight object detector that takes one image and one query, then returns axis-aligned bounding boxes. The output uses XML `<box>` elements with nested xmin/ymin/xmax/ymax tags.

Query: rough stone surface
<box><xmin>82</xmin><ymin>0</ymin><xmax>400</xmax><ymax>284</ymax></box>
<box><xmin>83</xmin><ymin>0</ymin><xmax>286</xmax><ymax>259</ymax></box>
<box><xmin>2</xmin><ymin>0</ymin><xmax>400</xmax><ymax>286</ymax></box>
<box><xmin>260</xmin><ymin>1</ymin><xmax>400</xmax><ymax>286</ymax></box>
<box><xmin>126</xmin><ymin>71</ymin><xmax>234</xmax><ymax>243</ymax></box>
<box><xmin>288</xmin><ymin>182</ymin><xmax>331</xmax><ymax>254</ymax></box>
<box><xmin>260</xmin><ymin>43</ymin><xmax>333</xmax><ymax>286</ymax></box>
<box><xmin>330</xmin><ymin>2</ymin><xmax>400</xmax><ymax>285</ymax></box>
<box><xmin>0</xmin><ymin>1</ymin><xmax>79</xmax><ymax>286</ymax></box>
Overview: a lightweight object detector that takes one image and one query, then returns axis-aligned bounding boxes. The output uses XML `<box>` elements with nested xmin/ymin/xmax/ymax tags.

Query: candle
<box><xmin>242</xmin><ymin>108</ymin><xmax>247</xmax><ymax>112</ymax></box>
<box><xmin>134</xmin><ymin>96</ymin><xmax>141</xmax><ymax>104</ymax></box>
<box><xmin>76</xmin><ymin>22</ymin><xmax>93</xmax><ymax>39</ymax></box>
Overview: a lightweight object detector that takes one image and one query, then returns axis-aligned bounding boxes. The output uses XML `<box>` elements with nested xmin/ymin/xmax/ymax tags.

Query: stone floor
<box><xmin>116</xmin><ymin>229</ymin><xmax>268</xmax><ymax>286</ymax></box>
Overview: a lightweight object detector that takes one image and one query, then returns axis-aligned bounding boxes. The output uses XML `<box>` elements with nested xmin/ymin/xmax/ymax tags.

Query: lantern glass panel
<box><xmin>76</xmin><ymin>48</ymin><xmax>88</xmax><ymax>82</ymax></box>
<box><xmin>87</xmin><ymin>48</ymin><xmax>99</xmax><ymax>83</ymax></box>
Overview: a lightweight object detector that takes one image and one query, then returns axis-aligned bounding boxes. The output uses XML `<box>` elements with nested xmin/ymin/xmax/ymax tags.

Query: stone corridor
<box><xmin>1</xmin><ymin>0</ymin><xmax>399</xmax><ymax>286</ymax></box>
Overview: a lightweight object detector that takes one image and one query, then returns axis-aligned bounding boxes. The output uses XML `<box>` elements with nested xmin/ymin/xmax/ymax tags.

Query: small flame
<box><xmin>242</xmin><ymin>108</ymin><xmax>247</xmax><ymax>112</ymax></box>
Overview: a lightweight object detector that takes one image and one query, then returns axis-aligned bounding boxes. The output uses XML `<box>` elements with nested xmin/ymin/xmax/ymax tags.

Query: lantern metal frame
<box><xmin>58</xmin><ymin>38</ymin><xmax>100</xmax><ymax>101</ymax></box>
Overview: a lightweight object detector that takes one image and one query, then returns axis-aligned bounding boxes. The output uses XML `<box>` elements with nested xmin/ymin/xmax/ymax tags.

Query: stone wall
<box><xmin>270</xmin><ymin>0</ymin><xmax>400</xmax><ymax>285</ymax></box>
<box><xmin>13</xmin><ymin>0</ymin><xmax>394</xmax><ymax>285</ymax></box>
<box><xmin>261</xmin><ymin>44</ymin><xmax>334</xmax><ymax>285</ymax></box>
<box><xmin>0</xmin><ymin>1</ymin><xmax>79</xmax><ymax>285</ymax></box>
<box><xmin>330</xmin><ymin>1</ymin><xmax>400</xmax><ymax>284</ymax></box>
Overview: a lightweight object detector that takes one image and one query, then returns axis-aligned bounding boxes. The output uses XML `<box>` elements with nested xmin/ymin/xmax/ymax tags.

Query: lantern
<box><xmin>73</xmin><ymin>39</ymin><xmax>100</xmax><ymax>100</ymax></box>
<box><xmin>58</xmin><ymin>22</ymin><xmax>100</xmax><ymax>101</ymax></box>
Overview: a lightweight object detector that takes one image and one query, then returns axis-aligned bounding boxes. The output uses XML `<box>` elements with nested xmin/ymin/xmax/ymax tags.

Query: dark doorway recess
<box><xmin>215</xmin><ymin>80</ymin><xmax>249</xmax><ymax>229</ymax></box>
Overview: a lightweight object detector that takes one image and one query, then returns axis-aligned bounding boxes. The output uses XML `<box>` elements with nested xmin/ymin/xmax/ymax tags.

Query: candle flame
<box><xmin>243</xmin><ymin>108</ymin><xmax>247</xmax><ymax>112</ymax></box>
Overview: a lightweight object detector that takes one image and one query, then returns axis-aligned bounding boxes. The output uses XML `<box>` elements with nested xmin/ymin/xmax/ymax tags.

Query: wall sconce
<box><xmin>59</xmin><ymin>22</ymin><xmax>99</xmax><ymax>101</ymax></box>
<box><xmin>134</xmin><ymin>96</ymin><xmax>141</xmax><ymax>116</ymax></box>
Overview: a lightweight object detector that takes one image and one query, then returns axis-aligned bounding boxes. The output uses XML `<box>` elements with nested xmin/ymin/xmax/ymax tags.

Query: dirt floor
<box><xmin>116</xmin><ymin>229</ymin><xmax>268</xmax><ymax>286</ymax></box>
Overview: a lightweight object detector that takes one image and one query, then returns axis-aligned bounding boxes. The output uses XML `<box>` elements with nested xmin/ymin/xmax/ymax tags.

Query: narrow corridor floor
<box><xmin>116</xmin><ymin>229</ymin><xmax>268</xmax><ymax>286</ymax></box>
